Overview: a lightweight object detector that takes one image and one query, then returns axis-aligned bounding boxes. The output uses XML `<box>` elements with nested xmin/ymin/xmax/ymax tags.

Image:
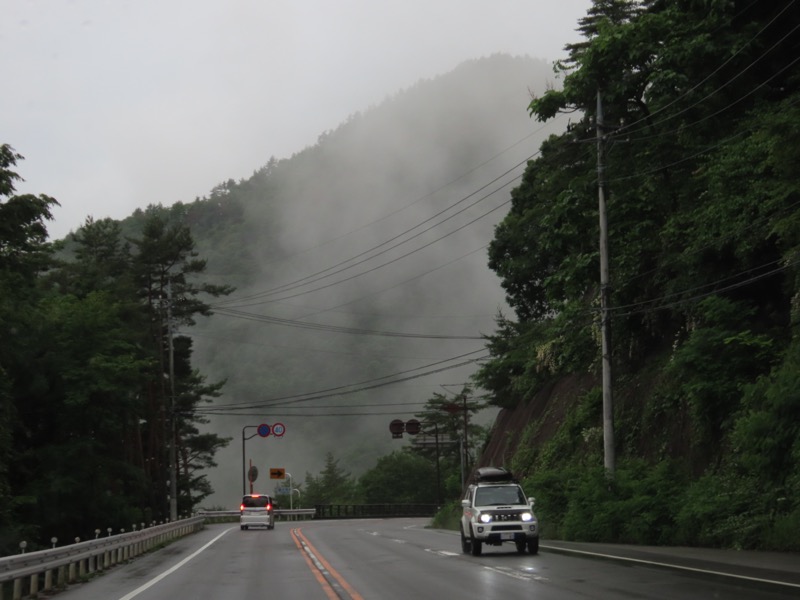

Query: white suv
<box><xmin>240</xmin><ymin>494</ymin><xmax>275</xmax><ymax>530</ymax></box>
<box><xmin>460</xmin><ymin>467</ymin><xmax>539</xmax><ymax>556</ymax></box>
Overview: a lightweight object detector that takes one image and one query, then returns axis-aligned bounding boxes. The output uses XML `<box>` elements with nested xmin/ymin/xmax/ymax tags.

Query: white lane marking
<box><xmin>117</xmin><ymin>527</ymin><xmax>234</xmax><ymax>600</ymax></box>
<box><xmin>484</xmin><ymin>566</ymin><xmax>531</xmax><ymax>581</ymax></box>
<box><xmin>540</xmin><ymin>545</ymin><xmax>800</xmax><ymax>590</ymax></box>
<box><xmin>425</xmin><ymin>549</ymin><xmax>460</xmax><ymax>557</ymax></box>
<box><xmin>484</xmin><ymin>566</ymin><xmax>549</xmax><ymax>583</ymax></box>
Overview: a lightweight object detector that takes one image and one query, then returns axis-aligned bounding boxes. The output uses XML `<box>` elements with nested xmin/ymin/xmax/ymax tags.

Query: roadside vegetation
<box><xmin>472</xmin><ymin>0</ymin><xmax>800</xmax><ymax>551</ymax></box>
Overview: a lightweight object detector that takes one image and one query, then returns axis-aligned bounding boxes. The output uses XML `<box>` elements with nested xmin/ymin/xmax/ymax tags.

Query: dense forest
<box><xmin>471</xmin><ymin>0</ymin><xmax>800</xmax><ymax>550</ymax></box>
<box><xmin>0</xmin><ymin>146</ymin><xmax>235</xmax><ymax>553</ymax></box>
<box><xmin>2</xmin><ymin>0</ymin><xmax>799</xmax><ymax>555</ymax></box>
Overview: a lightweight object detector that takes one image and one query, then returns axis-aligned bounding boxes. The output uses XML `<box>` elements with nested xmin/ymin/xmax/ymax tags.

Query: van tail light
<box><xmin>239</xmin><ymin>504</ymin><xmax>245</xmax><ymax>513</ymax></box>
<box><xmin>267</xmin><ymin>503</ymin><xmax>272</xmax><ymax>511</ymax></box>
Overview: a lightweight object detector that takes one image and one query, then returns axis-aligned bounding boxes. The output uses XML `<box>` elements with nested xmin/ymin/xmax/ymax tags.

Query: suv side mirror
<box><xmin>528</xmin><ymin>497</ymin><xmax>536</xmax><ymax>507</ymax></box>
<box><xmin>461</xmin><ymin>499</ymin><xmax>471</xmax><ymax>508</ymax></box>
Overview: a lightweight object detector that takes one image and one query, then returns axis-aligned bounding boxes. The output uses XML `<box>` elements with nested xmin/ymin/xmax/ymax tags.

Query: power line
<box><xmin>211</xmin><ymin>306</ymin><xmax>486</xmax><ymax>339</ymax></box>
<box><xmin>195</xmin><ymin>350</ymin><xmax>489</xmax><ymax>413</ymax></box>
<box><xmin>212</xmin><ymin>168</ymin><xmax>525</xmax><ymax>309</ymax></box>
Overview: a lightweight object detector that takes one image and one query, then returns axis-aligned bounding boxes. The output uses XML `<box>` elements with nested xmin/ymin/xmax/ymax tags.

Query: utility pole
<box><xmin>597</xmin><ymin>90</ymin><xmax>616</xmax><ymax>476</ymax></box>
<box><xmin>462</xmin><ymin>393</ymin><xmax>469</xmax><ymax>478</ymax></box>
<box><xmin>167</xmin><ymin>279</ymin><xmax>178</xmax><ymax>520</ymax></box>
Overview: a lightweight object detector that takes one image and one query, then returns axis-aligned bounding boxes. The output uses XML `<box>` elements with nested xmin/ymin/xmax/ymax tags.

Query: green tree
<box><xmin>303</xmin><ymin>452</ymin><xmax>356</xmax><ymax>505</ymax></box>
<box><xmin>410</xmin><ymin>386</ymin><xmax>486</xmax><ymax>497</ymax></box>
<box><xmin>358</xmin><ymin>451</ymin><xmax>437</xmax><ymax>504</ymax></box>
<box><xmin>11</xmin><ymin>290</ymin><xmax>152</xmax><ymax>542</ymax></box>
<box><xmin>128</xmin><ymin>209</ymin><xmax>233</xmax><ymax>517</ymax></box>
<box><xmin>0</xmin><ymin>145</ymin><xmax>58</xmax><ymax>277</ymax></box>
<box><xmin>0</xmin><ymin>144</ymin><xmax>58</xmax><ymax>551</ymax></box>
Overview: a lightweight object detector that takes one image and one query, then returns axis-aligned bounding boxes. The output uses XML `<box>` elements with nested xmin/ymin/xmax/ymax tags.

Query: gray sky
<box><xmin>3</xmin><ymin>1</ymin><xmax>590</xmax><ymax>240</ymax></box>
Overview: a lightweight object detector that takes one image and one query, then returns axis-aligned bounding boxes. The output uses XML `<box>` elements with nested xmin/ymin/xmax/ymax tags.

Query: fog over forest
<box><xmin>186</xmin><ymin>55</ymin><xmax>569</xmax><ymax>507</ymax></box>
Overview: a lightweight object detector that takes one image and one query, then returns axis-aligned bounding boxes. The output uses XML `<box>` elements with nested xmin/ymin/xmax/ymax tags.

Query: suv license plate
<box><xmin>501</xmin><ymin>533</ymin><xmax>514</xmax><ymax>540</ymax></box>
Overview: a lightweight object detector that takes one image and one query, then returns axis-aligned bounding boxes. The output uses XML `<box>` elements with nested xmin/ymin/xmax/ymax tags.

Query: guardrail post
<box><xmin>28</xmin><ymin>574</ymin><xmax>38</xmax><ymax>596</ymax></box>
<box><xmin>44</xmin><ymin>569</ymin><xmax>53</xmax><ymax>590</ymax></box>
<box><xmin>57</xmin><ymin>565</ymin><xmax>66</xmax><ymax>587</ymax></box>
<box><xmin>12</xmin><ymin>578</ymin><xmax>22</xmax><ymax>600</ymax></box>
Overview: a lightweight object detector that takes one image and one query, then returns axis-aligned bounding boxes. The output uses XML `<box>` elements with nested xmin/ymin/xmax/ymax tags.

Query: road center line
<box><xmin>293</xmin><ymin>528</ymin><xmax>365</xmax><ymax>600</ymax></box>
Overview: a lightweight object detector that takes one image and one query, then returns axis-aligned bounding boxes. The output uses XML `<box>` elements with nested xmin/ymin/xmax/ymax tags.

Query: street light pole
<box><xmin>166</xmin><ymin>280</ymin><xmax>178</xmax><ymax>522</ymax></box>
<box><xmin>286</xmin><ymin>472</ymin><xmax>294</xmax><ymax>511</ymax></box>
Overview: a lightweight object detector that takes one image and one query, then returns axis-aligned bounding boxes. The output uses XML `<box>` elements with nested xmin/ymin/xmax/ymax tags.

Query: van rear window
<box><xmin>242</xmin><ymin>496</ymin><xmax>271</xmax><ymax>508</ymax></box>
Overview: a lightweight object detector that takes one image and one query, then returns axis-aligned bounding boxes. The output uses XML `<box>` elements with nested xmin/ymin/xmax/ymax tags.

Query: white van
<box><xmin>240</xmin><ymin>494</ymin><xmax>275</xmax><ymax>530</ymax></box>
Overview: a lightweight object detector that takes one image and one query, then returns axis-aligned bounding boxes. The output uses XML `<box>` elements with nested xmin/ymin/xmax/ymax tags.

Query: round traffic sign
<box><xmin>272</xmin><ymin>422</ymin><xmax>286</xmax><ymax>437</ymax></box>
<box><xmin>257</xmin><ymin>423</ymin><xmax>271</xmax><ymax>437</ymax></box>
<box><xmin>405</xmin><ymin>419</ymin><xmax>421</xmax><ymax>435</ymax></box>
<box><xmin>389</xmin><ymin>419</ymin><xmax>405</xmax><ymax>435</ymax></box>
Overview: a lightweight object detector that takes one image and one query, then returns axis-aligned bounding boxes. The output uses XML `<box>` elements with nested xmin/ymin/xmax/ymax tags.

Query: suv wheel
<box><xmin>515</xmin><ymin>539</ymin><xmax>526</xmax><ymax>554</ymax></box>
<box><xmin>460</xmin><ymin>526</ymin><xmax>471</xmax><ymax>554</ymax></box>
<box><xmin>469</xmin><ymin>529</ymin><xmax>482</xmax><ymax>557</ymax></box>
<box><xmin>527</xmin><ymin>538</ymin><xmax>539</xmax><ymax>555</ymax></box>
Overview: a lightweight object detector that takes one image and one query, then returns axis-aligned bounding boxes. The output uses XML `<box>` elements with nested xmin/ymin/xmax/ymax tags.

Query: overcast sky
<box><xmin>2</xmin><ymin>0</ymin><xmax>591</xmax><ymax>240</ymax></box>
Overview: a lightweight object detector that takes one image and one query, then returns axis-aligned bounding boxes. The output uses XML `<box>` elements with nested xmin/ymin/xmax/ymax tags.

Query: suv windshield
<box><xmin>474</xmin><ymin>485</ymin><xmax>526</xmax><ymax>506</ymax></box>
<box><xmin>242</xmin><ymin>495</ymin><xmax>271</xmax><ymax>508</ymax></box>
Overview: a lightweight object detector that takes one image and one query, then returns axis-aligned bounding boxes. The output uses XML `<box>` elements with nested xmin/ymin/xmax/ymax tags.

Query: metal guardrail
<box><xmin>197</xmin><ymin>508</ymin><xmax>317</xmax><ymax>521</ymax></box>
<box><xmin>0</xmin><ymin>517</ymin><xmax>203</xmax><ymax>600</ymax></box>
<box><xmin>314</xmin><ymin>504</ymin><xmax>439</xmax><ymax>519</ymax></box>
<box><xmin>200</xmin><ymin>505</ymin><xmax>437</xmax><ymax>520</ymax></box>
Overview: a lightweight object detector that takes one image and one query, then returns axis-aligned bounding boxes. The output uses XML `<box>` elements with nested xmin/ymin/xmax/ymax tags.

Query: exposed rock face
<box><xmin>474</xmin><ymin>373</ymin><xmax>597</xmax><ymax>477</ymax></box>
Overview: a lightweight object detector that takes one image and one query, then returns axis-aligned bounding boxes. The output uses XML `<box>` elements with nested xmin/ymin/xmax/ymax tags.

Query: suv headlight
<box><xmin>520</xmin><ymin>512</ymin><xmax>533</xmax><ymax>522</ymax></box>
<box><xmin>479</xmin><ymin>513</ymin><xmax>493</xmax><ymax>523</ymax></box>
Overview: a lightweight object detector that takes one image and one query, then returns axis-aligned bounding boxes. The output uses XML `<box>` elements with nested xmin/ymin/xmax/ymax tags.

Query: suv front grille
<box><xmin>489</xmin><ymin>510</ymin><xmax>527</xmax><ymax>521</ymax></box>
<box><xmin>493</xmin><ymin>513</ymin><xmax>521</xmax><ymax>521</ymax></box>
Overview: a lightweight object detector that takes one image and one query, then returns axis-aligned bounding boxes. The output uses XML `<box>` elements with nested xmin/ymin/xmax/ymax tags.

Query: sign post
<box><xmin>241</xmin><ymin>422</ymin><xmax>288</xmax><ymax>495</ymax></box>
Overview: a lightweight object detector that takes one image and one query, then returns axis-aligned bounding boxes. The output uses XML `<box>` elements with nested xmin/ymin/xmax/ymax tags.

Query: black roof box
<box><xmin>474</xmin><ymin>467</ymin><xmax>515</xmax><ymax>483</ymax></box>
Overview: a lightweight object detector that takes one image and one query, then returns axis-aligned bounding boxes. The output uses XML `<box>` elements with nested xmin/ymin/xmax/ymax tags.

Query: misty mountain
<box><xmin>140</xmin><ymin>53</ymin><xmax>568</xmax><ymax>504</ymax></box>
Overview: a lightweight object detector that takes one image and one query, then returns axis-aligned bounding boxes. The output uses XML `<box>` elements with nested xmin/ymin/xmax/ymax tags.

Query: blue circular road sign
<box><xmin>257</xmin><ymin>423</ymin><xmax>271</xmax><ymax>437</ymax></box>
